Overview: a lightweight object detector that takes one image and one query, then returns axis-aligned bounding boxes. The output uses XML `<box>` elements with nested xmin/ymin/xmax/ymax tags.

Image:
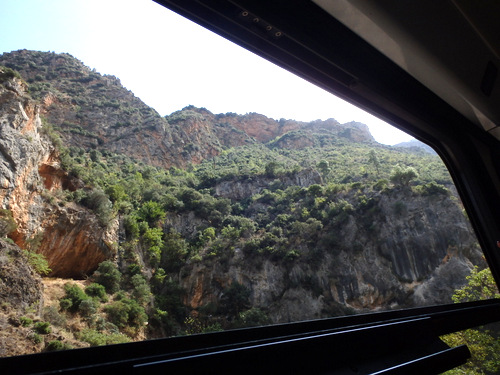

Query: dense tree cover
<box><xmin>194</xmin><ymin>138</ymin><xmax>450</xmax><ymax>188</ymax></box>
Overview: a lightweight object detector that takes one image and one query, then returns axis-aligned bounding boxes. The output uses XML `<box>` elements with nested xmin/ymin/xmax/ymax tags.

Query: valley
<box><xmin>0</xmin><ymin>50</ymin><xmax>487</xmax><ymax>356</ymax></box>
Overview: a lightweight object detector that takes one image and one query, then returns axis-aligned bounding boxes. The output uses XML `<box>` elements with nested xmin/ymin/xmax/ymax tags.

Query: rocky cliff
<box><xmin>0</xmin><ymin>66</ymin><xmax>116</xmax><ymax>278</ymax></box>
<box><xmin>175</xmin><ymin>187</ymin><xmax>482</xmax><ymax>322</ymax></box>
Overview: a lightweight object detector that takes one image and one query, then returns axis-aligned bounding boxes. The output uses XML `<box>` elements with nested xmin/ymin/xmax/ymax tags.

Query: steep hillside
<box><xmin>0</xmin><ymin>51</ymin><xmax>488</xmax><ymax>355</ymax></box>
<box><xmin>0</xmin><ymin>50</ymin><xmax>374</xmax><ymax>169</ymax></box>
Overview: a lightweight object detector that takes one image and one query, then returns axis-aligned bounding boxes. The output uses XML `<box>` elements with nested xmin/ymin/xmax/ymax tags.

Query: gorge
<box><xmin>0</xmin><ymin>50</ymin><xmax>486</xmax><ymax>356</ymax></box>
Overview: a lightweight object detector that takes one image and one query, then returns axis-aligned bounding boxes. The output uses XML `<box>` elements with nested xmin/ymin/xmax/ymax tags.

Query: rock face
<box><xmin>0</xmin><ymin>239</ymin><xmax>43</xmax><ymax>313</ymax></box>
<box><xmin>37</xmin><ymin>204</ymin><xmax>117</xmax><ymax>278</ymax></box>
<box><xmin>214</xmin><ymin>168</ymin><xmax>322</xmax><ymax>200</ymax></box>
<box><xmin>0</xmin><ymin>73</ymin><xmax>49</xmax><ymax>241</ymax></box>
<box><xmin>176</xmin><ymin>188</ymin><xmax>482</xmax><ymax>323</ymax></box>
<box><xmin>0</xmin><ymin>66</ymin><xmax>117</xmax><ymax>278</ymax></box>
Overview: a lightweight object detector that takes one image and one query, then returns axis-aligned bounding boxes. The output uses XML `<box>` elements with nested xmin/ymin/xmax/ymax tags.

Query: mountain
<box><xmin>0</xmin><ymin>50</ymin><xmax>484</xmax><ymax>355</ymax></box>
<box><xmin>393</xmin><ymin>139</ymin><xmax>437</xmax><ymax>155</ymax></box>
<box><xmin>0</xmin><ymin>50</ymin><xmax>374</xmax><ymax>169</ymax></box>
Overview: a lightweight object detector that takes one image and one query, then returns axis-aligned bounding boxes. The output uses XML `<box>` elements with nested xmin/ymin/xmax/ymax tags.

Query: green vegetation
<box><xmin>442</xmin><ymin>267</ymin><xmax>500</xmax><ymax>374</ymax></box>
<box><xmin>85</xmin><ymin>283</ymin><xmax>108</xmax><ymax>302</ymax></box>
<box><xmin>76</xmin><ymin>329</ymin><xmax>130</xmax><ymax>346</ymax></box>
<box><xmin>23</xmin><ymin>250</ymin><xmax>51</xmax><ymax>276</ymax></box>
<box><xmin>46</xmin><ymin>340</ymin><xmax>73</xmax><ymax>351</ymax></box>
<box><xmin>0</xmin><ymin>66</ymin><xmax>22</xmax><ymax>82</ymax></box>
<box><xmin>92</xmin><ymin>261</ymin><xmax>122</xmax><ymax>294</ymax></box>
<box><xmin>2</xmin><ymin>50</ymin><xmax>485</xmax><ymax>353</ymax></box>
<box><xmin>54</xmin><ymin>272</ymin><xmax>148</xmax><ymax>344</ymax></box>
<box><xmin>33</xmin><ymin>321</ymin><xmax>51</xmax><ymax>335</ymax></box>
<box><xmin>20</xmin><ymin>316</ymin><xmax>33</xmax><ymax>327</ymax></box>
<box><xmin>0</xmin><ymin>209</ymin><xmax>17</xmax><ymax>236</ymax></box>
<box><xmin>42</xmin><ymin>135</ymin><xmax>460</xmax><ymax>338</ymax></box>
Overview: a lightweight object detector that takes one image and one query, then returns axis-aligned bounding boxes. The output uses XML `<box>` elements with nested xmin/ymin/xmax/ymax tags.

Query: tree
<box><xmin>317</xmin><ymin>160</ymin><xmax>331</xmax><ymax>179</ymax></box>
<box><xmin>264</xmin><ymin>162</ymin><xmax>280</xmax><ymax>178</ymax></box>
<box><xmin>130</xmin><ymin>274</ymin><xmax>152</xmax><ymax>305</ymax></box>
<box><xmin>161</xmin><ymin>231</ymin><xmax>188</xmax><ymax>273</ymax></box>
<box><xmin>389</xmin><ymin>165</ymin><xmax>418</xmax><ymax>187</ymax></box>
<box><xmin>368</xmin><ymin>150</ymin><xmax>380</xmax><ymax>176</ymax></box>
<box><xmin>104</xmin><ymin>298</ymin><xmax>147</xmax><ymax>329</ymax></box>
<box><xmin>442</xmin><ymin>267</ymin><xmax>500</xmax><ymax>374</ymax></box>
<box><xmin>85</xmin><ymin>283</ymin><xmax>108</xmax><ymax>302</ymax></box>
<box><xmin>143</xmin><ymin>227</ymin><xmax>164</xmax><ymax>265</ymax></box>
<box><xmin>81</xmin><ymin>188</ymin><xmax>113</xmax><ymax>226</ymax></box>
<box><xmin>220</xmin><ymin>282</ymin><xmax>251</xmax><ymax>317</ymax></box>
<box><xmin>137</xmin><ymin>201</ymin><xmax>166</xmax><ymax>227</ymax></box>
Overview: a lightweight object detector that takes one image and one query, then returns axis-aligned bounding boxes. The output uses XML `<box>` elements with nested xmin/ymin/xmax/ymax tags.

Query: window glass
<box><xmin>0</xmin><ymin>0</ymin><xmax>497</xmax><ymax>360</ymax></box>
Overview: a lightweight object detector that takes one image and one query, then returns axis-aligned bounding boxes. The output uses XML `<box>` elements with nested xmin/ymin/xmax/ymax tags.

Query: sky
<box><xmin>0</xmin><ymin>0</ymin><xmax>414</xmax><ymax>145</ymax></box>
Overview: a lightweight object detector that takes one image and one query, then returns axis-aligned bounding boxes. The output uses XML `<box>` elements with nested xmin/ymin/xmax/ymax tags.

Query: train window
<box><xmin>0</xmin><ymin>1</ymin><xmax>498</xmax><ymax>373</ymax></box>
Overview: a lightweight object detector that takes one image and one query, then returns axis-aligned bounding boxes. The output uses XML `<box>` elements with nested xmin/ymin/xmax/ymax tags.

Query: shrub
<box><xmin>127</xmin><ymin>263</ymin><xmax>141</xmax><ymax>277</ymax></box>
<box><xmin>77</xmin><ymin>328</ymin><xmax>130</xmax><ymax>346</ymax></box>
<box><xmin>155</xmin><ymin>280</ymin><xmax>186</xmax><ymax>322</ymax></box>
<box><xmin>441</xmin><ymin>267</ymin><xmax>500</xmax><ymax>374</ymax></box>
<box><xmin>20</xmin><ymin>316</ymin><xmax>33</xmax><ymax>327</ymax></box>
<box><xmin>137</xmin><ymin>201</ymin><xmax>166</xmax><ymax>227</ymax></box>
<box><xmin>31</xmin><ymin>333</ymin><xmax>43</xmax><ymax>344</ymax></box>
<box><xmin>45</xmin><ymin>340</ymin><xmax>63</xmax><ymax>351</ymax></box>
<box><xmin>372</xmin><ymin>179</ymin><xmax>389</xmax><ymax>191</ymax></box>
<box><xmin>234</xmin><ymin>308</ymin><xmax>270</xmax><ymax>328</ymax></box>
<box><xmin>104</xmin><ymin>301</ymin><xmax>129</xmax><ymax>328</ymax></box>
<box><xmin>390</xmin><ymin>165</ymin><xmax>418</xmax><ymax>187</ymax></box>
<box><xmin>59</xmin><ymin>298</ymin><xmax>73</xmax><ymax>311</ymax></box>
<box><xmin>93</xmin><ymin>261</ymin><xmax>122</xmax><ymax>294</ymax></box>
<box><xmin>0</xmin><ymin>66</ymin><xmax>22</xmax><ymax>82</ymax></box>
<box><xmin>46</xmin><ymin>340</ymin><xmax>73</xmax><ymax>352</ymax></box>
<box><xmin>42</xmin><ymin>306</ymin><xmax>66</xmax><ymax>327</ymax></box>
<box><xmin>33</xmin><ymin>321</ymin><xmax>51</xmax><ymax>334</ymax></box>
<box><xmin>80</xmin><ymin>188</ymin><xmax>113</xmax><ymax>226</ymax></box>
<box><xmin>85</xmin><ymin>283</ymin><xmax>108</xmax><ymax>302</ymax></box>
<box><xmin>78</xmin><ymin>299</ymin><xmax>98</xmax><ymax>317</ymax></box>
<box><xmin>130</xmin><ymin>274</ymin><xmax>151</xmax><ymax>305</ymax></box>
<box><xmin>23</xmin><ymin>250</ymin><xmax>51</xmax><ymax>276</ymax></box>
<box><xmin>104</xmin><ymin>298</ymin><xmax>147</xmax><ymax>329</ymax></box>
<box><xmin>161</xmin><ymin>231</ymin><xmax>188</xmax><ymax>273</ymax></box>
<box><xmin>61</xmin><ymin>283</ymin><xmax>87</xmax><ymax>311</ymax></box>
<box><xmin>123</xmin><ymin>215</ymin><xmax>140</xmax><ymax>239</ymax></box>
<box><xmin>143</xmin><ymin>227</ymin><xmax>164</xmax><ymax>265</ymax></box>
<box><xmin>220</xmin><ymin>282</ymin><xmax>251</xmax><ymax>317</ymax></box>
<box><xmin>414</xmin><ymin>181</ymin><xmax>449</xmax><ymax>196</ymax></box>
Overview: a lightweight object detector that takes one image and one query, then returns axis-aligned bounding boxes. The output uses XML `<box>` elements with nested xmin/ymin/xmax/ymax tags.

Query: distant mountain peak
<box><xmin>393</xmin><ymin>139</ymin><xmax>436</xmax><ymax>155</ymax></box>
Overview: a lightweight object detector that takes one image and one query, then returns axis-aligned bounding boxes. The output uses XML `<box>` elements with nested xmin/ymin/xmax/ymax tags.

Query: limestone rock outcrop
<box><xmin>214</xmin><ymin>168</ymin><xmax>322</xmax><ymax>200</ymax></box>
<box><xmin>0</xmin><ymin>67</ymin><xmax>116</xmax><ymax>278</ymax></box>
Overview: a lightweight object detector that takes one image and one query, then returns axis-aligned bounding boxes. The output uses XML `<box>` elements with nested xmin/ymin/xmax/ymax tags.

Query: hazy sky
<box><xmin>0</xmin><ymin>0</ymin><xmax>414</xmax><ymax>145</ymax></box>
